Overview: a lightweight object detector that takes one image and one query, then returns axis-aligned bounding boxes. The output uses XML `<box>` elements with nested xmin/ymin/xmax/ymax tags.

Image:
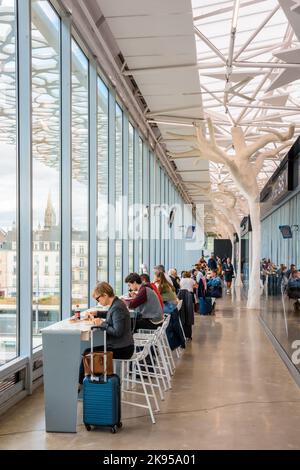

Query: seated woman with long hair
<box><xmin>154</xmin><ymin>271</ymin><xmax>178</xmax><ymax>313</ymax></box>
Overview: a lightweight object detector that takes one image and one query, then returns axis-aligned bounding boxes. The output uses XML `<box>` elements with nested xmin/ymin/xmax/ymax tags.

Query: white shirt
<box><xmin>180</xmin><ymin>278</ymin><xmax>195</xmax><ymax>292</ymax></box>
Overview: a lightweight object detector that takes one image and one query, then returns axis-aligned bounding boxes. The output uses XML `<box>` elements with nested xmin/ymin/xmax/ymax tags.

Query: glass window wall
<box><xmin>0</xmin><ymin>0</ymin><xmax>188</xmax><ymax>394</ymax></box>
<box><xmin>128</xmin><ymin>123</ymin><xmax>134</xmax><ymax>273</ymax></box>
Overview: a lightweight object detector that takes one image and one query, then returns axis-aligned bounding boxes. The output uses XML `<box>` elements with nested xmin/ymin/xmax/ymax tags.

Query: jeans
<box><xmin>163</xmin><ymin>302</ymin><xmax>177</xmax><ymax>313</ymax></box>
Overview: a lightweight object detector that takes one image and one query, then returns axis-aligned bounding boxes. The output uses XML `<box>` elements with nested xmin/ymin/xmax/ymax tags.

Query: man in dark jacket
<box><xmin>207</xmin><ymin>254</ymin><xmax>217</xmax><ymax>270</ymax></box>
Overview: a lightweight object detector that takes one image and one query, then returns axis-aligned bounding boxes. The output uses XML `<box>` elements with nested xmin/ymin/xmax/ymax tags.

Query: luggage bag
<box><xmin>83</xmin><ymin>327</ymin><xmax>122</xmax><ymax>433</ymax></box>
<box><xmin>287</xmin><ymin>287</ymin><xmax>300</xmax><ymax>300</ymax></box>
<box><xmin>199</xmin><ymin>297</ymin><xmax>213</xmax><ymax>315</ymax></box>
<box><xmin>207</xmin><ymin>285</ymin><xmax>222</xmax><ymax>298</ymax></box>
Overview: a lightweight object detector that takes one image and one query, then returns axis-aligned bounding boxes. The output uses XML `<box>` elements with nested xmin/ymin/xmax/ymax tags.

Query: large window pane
<box><xmin>128</xmin><ymin>123</ymin><xmax>134</xmax><ymax>273</ymax></box>
<box><xmin>138</xmin><ymin>138</ymin><xmax>143</xmax><ymax>271</ymax></box>
<box><xmin>115</xmin><ymin>104</ymin><xmax>123</xmax><ymax>294</ymax></box>
<box><xmin>149</xmin><ymin>152</ymin><xmax>155</xmax><ymax>273</ymax></box>
<box><xmin>155</xmin><ymin>163</ymin><xmax>161</xmax><ymax>265</ymax></box>
<box><xmin>97</xmin><ymin>78</ymin><xmax>108</xmax><ymax>282</ymax></box>
<box><xmin>0</xmin><ymin>0</ymin><xmax>17</xmax><ymax>365</ymax></box>
<box><xmin>71</xmin><ymin>40</ymin><xmax>89</xmax><ymax>308</ymax></box>
<box><xmin>32</xmin><ymin>0</ymin><xmax>60</xmax><ymax>347</ymax></box>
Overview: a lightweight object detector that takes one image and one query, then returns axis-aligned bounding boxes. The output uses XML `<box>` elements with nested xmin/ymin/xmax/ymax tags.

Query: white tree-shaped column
<box><xmin>169</xmin><ymin>120</ymin><xmax>294</xmax><ymax>309</ymax></box>
<box><xmin>212</xmin><ymin>209</ymin><xmax>235</xmax><ymax>254</ymax></box>
<box><xmin>209</xmin><ymin>186</ymin><xmax>244</xmax><ymax>286</ymax></box>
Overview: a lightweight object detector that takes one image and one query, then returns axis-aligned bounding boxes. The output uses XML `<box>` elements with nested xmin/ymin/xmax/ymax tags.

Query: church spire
<box><xmin>44</xmin><ymin>192</ymin><xmax>56</xmax><ymax>230</ymax></box>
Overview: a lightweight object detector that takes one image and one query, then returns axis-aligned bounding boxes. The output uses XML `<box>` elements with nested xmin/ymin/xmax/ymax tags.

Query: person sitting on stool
<box><xmin>125</xmin><ymin>273</ymin><xmax>163</xmax><ymax>331</ymax></box>
<box><xmin>79</xmin><ymin>282</ymin><xmax>134</xmax><ymax>385</ymax></box>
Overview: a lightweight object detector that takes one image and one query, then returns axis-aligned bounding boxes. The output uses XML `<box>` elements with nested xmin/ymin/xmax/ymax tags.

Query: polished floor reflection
<box><xmin>0</xmin><ymin>292</ymin><xmax>300</xmax><ymax>450</ymax></box>
<box><xmin>260</xmin><ymin>289</ymin><xmax>300</xmax><ymax>373</ymax></box>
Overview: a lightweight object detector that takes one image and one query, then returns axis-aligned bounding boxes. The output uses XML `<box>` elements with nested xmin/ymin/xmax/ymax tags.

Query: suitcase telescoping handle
<box><xmin>90</xmin><ymin>326</ymin><xmax>107</xmax><ymax>382</ymax></box>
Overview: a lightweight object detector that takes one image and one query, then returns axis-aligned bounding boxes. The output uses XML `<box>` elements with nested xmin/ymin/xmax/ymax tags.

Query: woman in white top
<box><xmin>180</xmin><ymin>271</ymin><xmax>196</xmax><ymax>292</ymax></box>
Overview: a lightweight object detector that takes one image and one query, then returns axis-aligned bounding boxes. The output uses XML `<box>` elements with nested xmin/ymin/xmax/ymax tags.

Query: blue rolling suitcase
<box><xmin>83</xmin><ymin>327</ymin><xmax>122</xmax><ymax>433</ymax></box>
<box><xmin>199</xmin><ymin>297</ymin><xmax>213</xmax><ymax>315</ymax></box>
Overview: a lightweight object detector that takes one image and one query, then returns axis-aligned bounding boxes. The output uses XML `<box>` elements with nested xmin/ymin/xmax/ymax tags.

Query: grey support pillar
<box><xmin>155</xmin><ymin>162</ymin><xmax>161</xmax><ymax>265</ymax></box>
<box><xmin>108</xmin><ymin>92</ymin><xmax>116</xmax><ymax>286</ymax></box>
<box><xmin>165</xmin><ymin>176</ymin><xmax>169</xmax><ymax>271</ymax></box>
<box><xmin>133</xmin><ymin>130</ymin><xmax>139</xmax><ymax>273</ymax></box>
<box><xmin>142</xmin><ymin>146</ymin><xmax>150</xmax><ymax>272</ymax></box>
<box><xmin>168</xmin><ymin>181</ymin><xmax>172</xmax><ymax>269</ymax></box>
<box><xmin>122</xmin><ymin>114</ymin><xmax>129</xmax><ymax>291</ymax></box>
<box><xmin>160</xmin><ymin>169</ymin><xmax>165</xmax><ymax>267</ymax></box>
<box><xmin>61</xmin><ymin>13</ymin><xmax>72</xmax><ymax>319</ymax></box>
<box><xmin>89</xmin><ymin>60</ymin><xmax>97</xmax><ymax>306</ymax></box>
<box><xmin>17</xmin><ymin>0</ymin><xmax>33</xmax><ymax>393</ymax></box>
<box><xmin>149</xmin><ymin>152</ymin><xmax>156</xmax><ymax>276</ymax></box>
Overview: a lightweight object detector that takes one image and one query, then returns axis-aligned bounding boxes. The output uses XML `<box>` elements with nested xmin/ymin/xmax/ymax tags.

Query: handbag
<box><xmin>83</xmin><ymin>350</ymin><xmax>114</xmax><ymax>376</ymax></box>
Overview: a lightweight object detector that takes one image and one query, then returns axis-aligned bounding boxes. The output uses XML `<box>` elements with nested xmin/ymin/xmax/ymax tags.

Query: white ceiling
<box><xmin>98</xmin><ymin>0</ymin><xmax>210</xmax><ymax>208</ymax></box>
<box><xmin>97</xmin><ymin>0</ymin><xmax>300</xmax><ymax>233</ymax></box>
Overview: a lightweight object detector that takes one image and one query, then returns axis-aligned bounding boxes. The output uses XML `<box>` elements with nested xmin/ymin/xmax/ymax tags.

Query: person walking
<box><xmin>222</xmin><ymin>257</ymin><xmax>234</xmax><ymax>294</ymax></box>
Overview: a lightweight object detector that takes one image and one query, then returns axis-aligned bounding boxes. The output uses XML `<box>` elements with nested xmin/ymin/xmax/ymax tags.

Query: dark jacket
<box><xmin>197</xmin><ymin>278</ymin><xmax>206</xmax><ymax>298</ymax></box>
<box><xmin>223</xmin><ymin>263</ymin><xmax>234</xmax><ymax>282</ymax></box>
<box><xmin>177</xmin><ymin>289</ymin><xmax>194</xmax><ymax>339</ymax></box>
<box><xmin>166</xmin><ymin>309</ymin><xmax>186</xmax><ymax>350</ymax></box>
<box><xmin>170</xmin><ymin>275</ymin><xmax>181</xmax><ymax>294</ymax></box>
<box><xmin>287</xmin><ymin>278</ymin><xmax>300</xmax><ymax>299</ymax></box>
<box><xmin>100</xmin><ymin>297</ymin><xmax>134</xmax><ymax>349</ymax></box>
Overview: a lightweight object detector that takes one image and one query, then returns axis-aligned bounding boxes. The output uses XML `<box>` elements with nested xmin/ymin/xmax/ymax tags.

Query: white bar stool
<box><xmin>118</xmin><ymin>342</ymin><xmax>159</xmax><ymax>424</ymax></box>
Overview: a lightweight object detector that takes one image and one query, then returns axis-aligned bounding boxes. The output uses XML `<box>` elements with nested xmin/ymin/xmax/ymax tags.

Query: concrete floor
<box><xmin>0</xmin><ymin>293</ymin><xmax>300</xmax><ymax>450</ymax></box>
